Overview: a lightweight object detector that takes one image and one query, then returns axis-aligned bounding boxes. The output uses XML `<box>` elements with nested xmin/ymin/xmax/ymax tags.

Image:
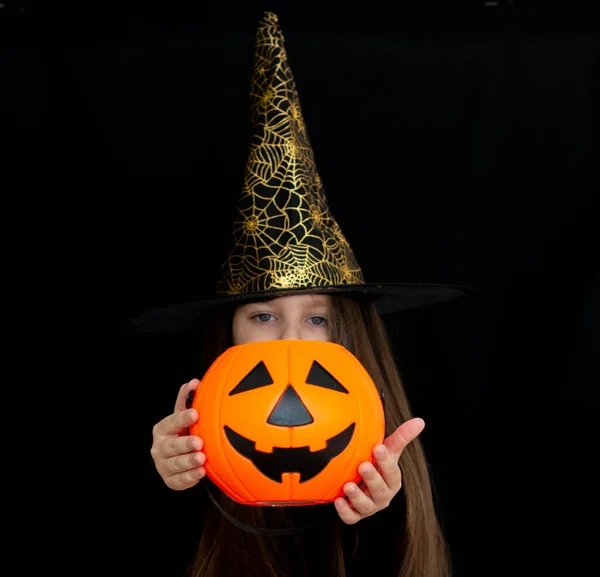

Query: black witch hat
<box><xmin>129</xmin><ymin>12</ymin><xmax>469</xmax><ymax>333</ymax></box>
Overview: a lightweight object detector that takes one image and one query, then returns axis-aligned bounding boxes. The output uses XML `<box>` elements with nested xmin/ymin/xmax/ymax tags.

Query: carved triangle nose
<box><xmin>267</xmin><ymin>385</ymin><xmax>314</xmax><ymax>427</ymax></box>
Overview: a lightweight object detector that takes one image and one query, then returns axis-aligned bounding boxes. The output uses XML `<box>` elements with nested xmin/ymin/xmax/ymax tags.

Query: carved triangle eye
<box><xmin>306</xmin><ymin>361</ymin><xmax>348</xmax><ymax>393</ymax></box>
<box><xmin>229</xmin><ymin>361</ymin><xmax>274</xmax><ymax>395</ymax></box>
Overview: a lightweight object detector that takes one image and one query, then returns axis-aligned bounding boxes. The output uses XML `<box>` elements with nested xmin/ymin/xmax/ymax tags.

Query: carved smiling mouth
<box><xmin>224</xmin><ymin>423</ymin><xmax>356</xmax><ymax>483</ymax></box>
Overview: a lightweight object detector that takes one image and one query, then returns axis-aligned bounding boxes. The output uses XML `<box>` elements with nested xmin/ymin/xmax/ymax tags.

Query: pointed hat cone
<box><xmin>216</xmin><ymin>11</ymin><xmax>365</xmax><ymax>296</ymax></box>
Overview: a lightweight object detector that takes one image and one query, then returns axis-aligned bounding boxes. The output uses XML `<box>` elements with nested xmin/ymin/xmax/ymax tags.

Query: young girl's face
<box><xmin>232</xmin><ymin>294</ymin><xmax>331</xmax><ymax>345</ymax></box>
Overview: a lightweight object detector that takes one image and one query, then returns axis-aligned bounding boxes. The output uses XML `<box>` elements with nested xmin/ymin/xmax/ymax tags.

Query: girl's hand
<box><xmin>149</xmin><ymin>378</ymin><xmax>206</xmax><ymax>490</ymax></box>
<box><xmin>334</xmin><ymin>417</ymin><xmax>425</xmax><ymax>524</ymax></box>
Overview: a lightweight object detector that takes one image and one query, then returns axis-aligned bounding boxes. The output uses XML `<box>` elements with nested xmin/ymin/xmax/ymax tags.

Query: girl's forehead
<box><xmin>240</xmin><ymin>293</ymin><xmax>332</xmax><ymax>308</ymax></box>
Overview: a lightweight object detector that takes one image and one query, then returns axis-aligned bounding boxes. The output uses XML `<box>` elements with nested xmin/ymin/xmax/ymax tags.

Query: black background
<box><xmin>2</xmin><ymin>1</ymin><xmax>598</xmax><ymax>575</ymax></box>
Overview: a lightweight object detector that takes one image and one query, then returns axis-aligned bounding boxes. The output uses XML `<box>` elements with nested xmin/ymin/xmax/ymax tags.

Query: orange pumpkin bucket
<box><xmin>189</xmin><ymin>340</ymin><xmax>385</xmax><ymax>506</ymax></box>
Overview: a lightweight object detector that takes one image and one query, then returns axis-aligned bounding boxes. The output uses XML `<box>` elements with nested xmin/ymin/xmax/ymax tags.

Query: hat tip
<box><xmin>263</xmin><ymin>11</ymin><xmax>279</xmax><ymax>24</ymax></box>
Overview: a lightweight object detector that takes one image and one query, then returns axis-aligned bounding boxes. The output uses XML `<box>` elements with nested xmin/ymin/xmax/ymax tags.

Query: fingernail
<box><xmin>374</xmin><ymin>445</ymin><xmax>386</xmax><ymax>457</ymax></box>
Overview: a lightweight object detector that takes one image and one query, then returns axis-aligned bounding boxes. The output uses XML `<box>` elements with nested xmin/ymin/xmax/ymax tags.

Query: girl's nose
<box><xmin>280</xmin><ymin>321</ymin><xmax>302</xmax><ymax>340</ymax></box>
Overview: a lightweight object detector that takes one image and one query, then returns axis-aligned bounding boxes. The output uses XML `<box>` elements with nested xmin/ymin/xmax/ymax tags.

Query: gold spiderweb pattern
<box><xmin>216</xmin><ymin>12</ymin><xmax>365</xmax><ymax>295</ymax></box>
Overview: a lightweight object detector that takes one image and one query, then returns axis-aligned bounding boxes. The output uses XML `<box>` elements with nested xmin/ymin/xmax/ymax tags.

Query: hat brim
<box><xmin>125</xmin><ymin>283</ymin><xmax>473</xmax><ymax>334</ymax></box>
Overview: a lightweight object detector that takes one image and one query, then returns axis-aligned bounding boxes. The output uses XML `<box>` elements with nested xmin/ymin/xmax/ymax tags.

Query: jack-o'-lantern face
<box><xmin>190</xmin><ymin>340</ymin><xmax>385</xmax><ymax>505</ymax></box>
<box><xmin>224</xmin><ymin>356</ymin><xmax>356</xmax><ymax>483</ymax></box>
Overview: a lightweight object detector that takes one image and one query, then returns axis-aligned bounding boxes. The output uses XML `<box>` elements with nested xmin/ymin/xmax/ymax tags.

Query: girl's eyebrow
<box><xmin>244</xmin><ymin>303</ymin><xmax>278</xmax><ymax>311</ymax></box>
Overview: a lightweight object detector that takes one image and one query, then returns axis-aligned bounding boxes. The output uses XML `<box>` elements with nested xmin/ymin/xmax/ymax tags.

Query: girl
<box><xmin>133</xmin><ymin>11</ymin><xmax>468</xmax><ymax>577</ymax></box>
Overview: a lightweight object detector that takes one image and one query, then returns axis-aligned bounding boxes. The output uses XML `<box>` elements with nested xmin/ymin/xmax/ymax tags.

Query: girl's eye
<box><xmin>310</xmin><ymin>316</ymin><xmax>327</xmax><ymax>326</ymax></box>
<box><xmin>255</xmin><ymin>313</ymin><xmax>274</xmax><ymax>322</ymax></box>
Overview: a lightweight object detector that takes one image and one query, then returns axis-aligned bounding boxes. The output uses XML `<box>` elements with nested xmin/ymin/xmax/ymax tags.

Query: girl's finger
<box><xmin>162</xmin><ymin>433</ymin><xmax>204</xmax><ymax>459</ymax></box>
<box><xmin>154</xmin><ymin>408</ymin><xmax>198</xmax><ymax>438</ymax></box>
<box><xmin>166</xmin><ymin>450</ymin><xmax>206</xmax><ymax>475</ymax></box>
<box><xmin>167</xmin><ymin>466</ymin><xmax>207</xmax><ymax>491</ymax></box>
<box><xmin>373</xmin><ymin>444</ymin><xmax>402</xmax><ymax>493</ymax></box>
<box><xmin>358</xmin><ymin>460</ymin><xmax>393</xmax><ymax>506</ymax></box>
<box><xmin>334</xmin><ymin>496</ymin><xmax>361</xmax><ymax>525</ymax></box>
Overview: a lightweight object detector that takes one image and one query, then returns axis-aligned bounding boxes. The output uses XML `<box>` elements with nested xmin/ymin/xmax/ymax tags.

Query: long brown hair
<box><xmin>188</xmin><ymin>295</ymin><xmax>451</xmax><ymax>577</ymax></box>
